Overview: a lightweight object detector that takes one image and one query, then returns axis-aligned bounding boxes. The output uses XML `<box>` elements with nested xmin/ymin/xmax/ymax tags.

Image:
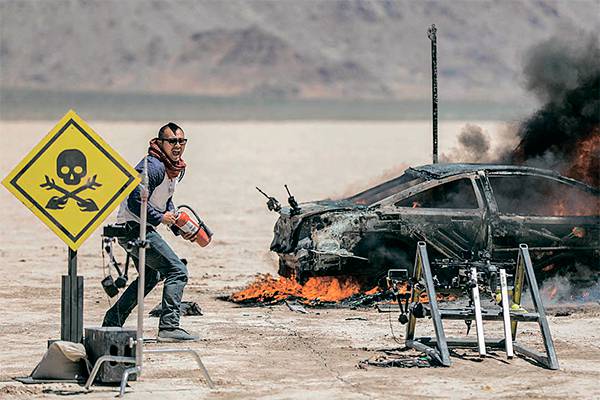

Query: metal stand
<box><xmin>84</xmin><ymin>348</ymin><xmax>214</xmax><ymax>396</ymax></box>
<box><xmin>404</xmin><ymin>242</ymin><xmax>559</xmax><ymax>369</ymax></box>
<box><xmin>85</xmin><ymin>157</ymin><xmax>214</xmax><ymax>396</ymax></box>
<box><xmin>61</xmin><ymin>248</ymin><xmax>83</xmax><ymax>343</ymax></box>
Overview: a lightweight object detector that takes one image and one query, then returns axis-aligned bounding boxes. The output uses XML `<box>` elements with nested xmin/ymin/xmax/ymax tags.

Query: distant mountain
<box><xmin>0</xmin><ymin>0</ymin><xmax>597</xmax><ymax>102</ymax></box>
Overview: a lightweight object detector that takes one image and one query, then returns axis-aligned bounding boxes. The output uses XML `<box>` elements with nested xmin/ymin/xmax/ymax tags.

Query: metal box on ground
<box><xmin>84</xmin><ymin>327</ymin><xmax>137</xmax><ymax>383</ymax></box>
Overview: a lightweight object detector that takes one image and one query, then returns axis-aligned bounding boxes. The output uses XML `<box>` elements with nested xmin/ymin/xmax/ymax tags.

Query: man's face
<box><xmin>159</xmin><ymin>127</ymin><xmax>186</xmax><ymax>162</ymax></box>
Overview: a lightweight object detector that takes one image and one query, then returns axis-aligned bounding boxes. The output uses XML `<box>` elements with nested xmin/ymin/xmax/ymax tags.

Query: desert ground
<box><xmin>0</xmin><ymin>120</ymin><xmax>598</xmax><ymax>399</ymax></box>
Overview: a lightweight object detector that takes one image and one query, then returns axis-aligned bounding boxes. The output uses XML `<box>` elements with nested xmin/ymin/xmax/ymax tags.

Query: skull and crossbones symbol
<box><xmin>40</xmin><ymin>149</ymin><xmax>102</xmax><ymax>212</ymax></box>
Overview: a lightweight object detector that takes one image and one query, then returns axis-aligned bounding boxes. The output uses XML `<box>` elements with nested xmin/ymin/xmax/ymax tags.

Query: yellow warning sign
<box><xmin>2</xmin><ymin>110</ymin><xmax>141</xmax><ymax>250</ymax></box>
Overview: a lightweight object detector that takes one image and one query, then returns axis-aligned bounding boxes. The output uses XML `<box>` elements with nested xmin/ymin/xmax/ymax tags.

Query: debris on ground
<box><xmin>554</xmin><ymin>310</ymin><xmax>572</xmax><ymax>317</ymax></box>
<box><xmin>285</xmin><ymin>300</ymin><xmax>308</xmax><ymax>314</ymax></box>
<box><xmin>0</xmin><ymin>385</ymin><xmax>43</xmax><ymax>398</ymax></box>
<box><xmin>358</xmin><ymin>353</ymin><xmax>435</xmax><ymax>369</ymax></box>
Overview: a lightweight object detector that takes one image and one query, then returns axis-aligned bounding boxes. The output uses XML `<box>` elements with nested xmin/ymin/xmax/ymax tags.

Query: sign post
<box><xmin>2</xmin><ymin>110</ymin><xmax>140</xmax><ymax>343</ymax></box>
<box><xmin>61</xmin><ymin>248</ymin><xmax>84</xmax><ymax>342</ymax></box>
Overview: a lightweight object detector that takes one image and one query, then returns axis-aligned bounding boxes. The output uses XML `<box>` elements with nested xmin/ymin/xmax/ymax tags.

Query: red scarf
<box><xmin>148</xmin><ymin>138</ymin><xmax>187</xmax><ymax>179</ymax></box>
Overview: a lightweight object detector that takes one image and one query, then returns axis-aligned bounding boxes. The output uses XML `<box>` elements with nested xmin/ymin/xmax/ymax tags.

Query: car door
<box><xmin>483</xmin><ymin>172</ymin><xmax>599</xmax><ymax>262</ymax></box>
<box><xmin>374</xmin><ymin>173</ymin><xmax>488</xmax><ymax>260</ymax></box>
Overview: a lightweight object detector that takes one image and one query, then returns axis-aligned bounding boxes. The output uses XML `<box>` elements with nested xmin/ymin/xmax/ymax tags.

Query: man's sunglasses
<box><xmin>158</xmin><ymin>137</ymin><xmax>188</xmax><ymax>145</ymax></box>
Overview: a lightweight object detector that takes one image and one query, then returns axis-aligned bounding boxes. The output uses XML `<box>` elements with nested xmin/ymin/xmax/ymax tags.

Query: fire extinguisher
<box><xmin>172</xmin><ymin>204</ymin><xmax>213</xmax><ymax>247</ymax></box>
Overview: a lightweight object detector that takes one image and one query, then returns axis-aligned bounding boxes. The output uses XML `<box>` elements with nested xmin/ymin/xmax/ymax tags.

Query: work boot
<box><xmin>157</xmin><ymin>328</ymin><xmax>199</xmax><ymax>342</ymax></box>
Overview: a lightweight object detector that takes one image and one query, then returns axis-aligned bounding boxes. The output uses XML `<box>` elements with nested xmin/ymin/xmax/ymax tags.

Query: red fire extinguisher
<box><xmin>173</xmin><ymin>205</ymin><xmax>213</xmax><ymax>247</ymax></box>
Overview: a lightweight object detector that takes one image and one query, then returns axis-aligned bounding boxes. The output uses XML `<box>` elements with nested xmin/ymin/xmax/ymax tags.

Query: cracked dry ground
<box><xmin>1</xmin><ymin>287</ymin><xmax>600</xmax><ymax>399</ymax></box>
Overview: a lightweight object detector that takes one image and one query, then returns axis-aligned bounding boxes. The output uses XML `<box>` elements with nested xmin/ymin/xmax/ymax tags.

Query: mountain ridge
<box><xmin>1</xmin><ymin>0</ymin><xmax>597</xmax><ymax>102</ymax></box>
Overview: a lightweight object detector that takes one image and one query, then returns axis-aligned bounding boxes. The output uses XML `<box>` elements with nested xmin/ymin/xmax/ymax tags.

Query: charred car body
<box><xmin>267</xmin><ymin>164</ymin><xmax>599</xmax><ymax>284</ymax></box>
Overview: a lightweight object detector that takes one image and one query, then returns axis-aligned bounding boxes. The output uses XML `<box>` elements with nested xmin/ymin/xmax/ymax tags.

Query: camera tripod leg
<box><xmin>499</xmin><ymin>269</ymin><xmax>514</xmax><ymax>359</ymax></box>
<box><xmin>470</xmin><ymin>267</ymin><xmax>486</xmax><ymax>357</ymax></box>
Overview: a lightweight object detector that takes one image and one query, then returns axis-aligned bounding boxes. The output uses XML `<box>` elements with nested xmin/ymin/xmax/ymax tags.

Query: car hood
<box><xmin>270</xmin><ymin>199</ymin><xmax>365</xmax><ymax>253</ymax></box>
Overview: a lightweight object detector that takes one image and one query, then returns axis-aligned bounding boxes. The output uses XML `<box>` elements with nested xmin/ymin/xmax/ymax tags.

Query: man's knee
<box><xmin>169</xmin><ymin>260</ymin><xmax>188</xmax><ymax>283</ymax></box>
<box><xmin>147</xmin><ymin>269</ymin><xmax>161</xmax><ymax>285</ymax></box>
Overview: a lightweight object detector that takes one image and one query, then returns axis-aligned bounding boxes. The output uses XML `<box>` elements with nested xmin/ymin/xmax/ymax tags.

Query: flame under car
<box><xmin>270</xmin><ymin>164</ymin><xmax>600</xmax><ymax>284</ymax></box>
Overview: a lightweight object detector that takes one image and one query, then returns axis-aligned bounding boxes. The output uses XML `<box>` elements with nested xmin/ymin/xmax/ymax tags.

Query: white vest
<box><xmin>117</xmin><ymin>174</ymin><xmax>178</xmax><ymax>224</ymax></box>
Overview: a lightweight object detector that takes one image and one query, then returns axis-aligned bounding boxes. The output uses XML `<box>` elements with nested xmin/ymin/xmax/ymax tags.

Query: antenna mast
<box><xmin>428</xmin><ymin>24</ymin><xmax>439</xmax><ymax>164</ymax></box>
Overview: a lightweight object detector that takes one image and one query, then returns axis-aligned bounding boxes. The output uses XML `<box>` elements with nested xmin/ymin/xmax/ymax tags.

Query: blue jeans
<box><xmin>103</xmin><ymin>224</ymin><xmax>188</xmax><ymax>330</ymax></box>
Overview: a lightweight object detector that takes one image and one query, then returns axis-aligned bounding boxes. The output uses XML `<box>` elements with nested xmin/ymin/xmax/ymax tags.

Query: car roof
<box><xmin>347</xmin><ymin>163</ymin><xmax>597</xmax><ymax>205</ymax></box>
<box><xmin>408</xmin><ymin>163</ymin><xmax>561</xmax><ymax>179</ymax></box>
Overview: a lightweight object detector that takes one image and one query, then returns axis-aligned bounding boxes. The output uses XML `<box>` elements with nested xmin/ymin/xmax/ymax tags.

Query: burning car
<box><xmin>266</xmin><ymin>163</ymin><xmax>599</xmax><ymax>284</ymax></box>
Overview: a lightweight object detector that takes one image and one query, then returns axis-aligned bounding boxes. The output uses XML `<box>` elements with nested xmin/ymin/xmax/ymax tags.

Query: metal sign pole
<box><xmin>61</xmin><ymin>248</ymin><xmax>83</xmax><ymax>343</ymax></box>
<box><xmin>428</xmin><ymin>24</ymin><xmax>439</xmax><ymax>164</ymax></box>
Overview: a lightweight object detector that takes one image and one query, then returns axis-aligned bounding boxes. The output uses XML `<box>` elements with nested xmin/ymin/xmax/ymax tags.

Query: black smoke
<box><xmin>507</xmin><ymin>32</ymin><xmax>600</xmax><ymax>187</ymax></box>
<box><xmin>446</xmin><ymin>32</ymin><xmax>600</xmax><ymax>188</ymax></box>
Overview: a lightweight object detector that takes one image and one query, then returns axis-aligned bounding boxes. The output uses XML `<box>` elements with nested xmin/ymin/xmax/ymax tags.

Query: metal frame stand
<box><xmin>85</xmin><ymin>157</ymin><xmax>215</xmax><ymax>396</ymax></box>
<box><xmin>405</xmin><ymin>242</ymin><xmax>559</xmax><ymax>369</ymax></box>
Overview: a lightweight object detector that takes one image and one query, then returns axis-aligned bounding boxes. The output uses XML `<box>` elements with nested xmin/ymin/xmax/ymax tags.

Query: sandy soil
<box><xmin>0</xmin><ymin>120</ymin><xmax>598</xmax><ymax>399</ymax></box>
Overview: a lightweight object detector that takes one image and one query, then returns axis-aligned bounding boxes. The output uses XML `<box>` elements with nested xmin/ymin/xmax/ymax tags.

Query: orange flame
<box><xmin>301</xmin><ymin>275</ymin><xmax>363</xmax><ymax>301</ymax></box>
<box><xmin>542</xmin><ymin>263</ymin><xmax>556</xmax><ymax>272</ymax></box>
<box><xmin>392</xmin><ymin>281</ymin><xmax>457</xmax><ymax>303</ymax></box>
<box><xmin>365</xmin><ymin>286</ymin><xmax>381</xmax><ymax>295</ymax></box>
<box><xmin>548</xmin><ymin>285</ymin><xmax>559</xmax><ymax>300</ymax></box>
<box><xmin>230</xmin><ymin>274</ymin><xmax>367</xmax><ymax>303</ymax></box>
<box><xmin>566</xmin><ymin>130</ymin><xmax>600</xmax><ymax>188</ymax></box>
<box><xmin>571</xmin><ymin>226</ymin><xmax>586</xmax><ymax>238</ymax></box>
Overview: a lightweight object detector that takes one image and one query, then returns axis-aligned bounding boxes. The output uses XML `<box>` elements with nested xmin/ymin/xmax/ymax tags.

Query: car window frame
<box><xmin>374</xmin><ymin>172</ymin><xmax>486</xmax><ymax>211</ymax></box>
<box><xmin>485</xmin><ymin>171</ymin><xmax>599</xmax><ymax>218</ymax></box>
<box><xmin>348</xmin><ymin>175</ymin><xmax>426</xmax><ymax>206</ymax></box>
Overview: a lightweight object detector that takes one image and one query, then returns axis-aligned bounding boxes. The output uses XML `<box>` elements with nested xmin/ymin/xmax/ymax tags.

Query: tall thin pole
<box><xmin>136</xmin><ymin>156</ymin><xmax>149</xmax><ymax>372</ymax></box>
<box><xmin>428</xmin><ymin>24</ymin><xmax>438</xmax><ymax>164</ymax></box>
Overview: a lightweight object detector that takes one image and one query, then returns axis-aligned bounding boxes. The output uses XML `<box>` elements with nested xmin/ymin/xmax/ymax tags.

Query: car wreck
<box><xmin>266</xmin><ymin>163</ymin><xmax>599</xmax><ymax>285</ymax></box>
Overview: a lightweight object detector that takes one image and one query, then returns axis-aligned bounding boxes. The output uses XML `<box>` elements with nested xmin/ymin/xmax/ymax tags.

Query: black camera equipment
<box><xmin>386</xmin><ymin>258</ymin><xmax>516</xmax><ymax>328</ymax></box>
<box><xmin>101</xmin><ymin>224</ymin><xmax>133</xmax><ymax>298</ymax></box>
<box><xmin>100</xmin><ymin>223</ymin><xmax>190</xmax><ymax>298</ymax></box>
<box><xmin>386</xmin><ymin>268</ymin><xmax>413</xmax><ymax>325</ymax></box>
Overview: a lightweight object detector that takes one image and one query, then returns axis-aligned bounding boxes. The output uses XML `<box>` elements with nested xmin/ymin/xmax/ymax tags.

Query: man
<box><xmin>103</xmin><ymin>122</ymin><xmax>198</xmax><ymax>342</ymax></box>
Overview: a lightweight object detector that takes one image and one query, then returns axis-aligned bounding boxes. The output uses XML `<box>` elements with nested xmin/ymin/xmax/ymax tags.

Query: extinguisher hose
<box><xmin>176</xmin><ymin>204</ymin><xmax>214</xmax><ymax>238</ymax></box>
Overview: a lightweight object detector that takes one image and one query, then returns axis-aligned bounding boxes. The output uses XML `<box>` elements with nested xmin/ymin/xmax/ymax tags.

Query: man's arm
<box><xmin>166</xmin><ymin>197</ymin><xmax>176</xmax><ymax>213</ymax></box>
<box><xmin>126</xmin><ymin>157</ymin><xmax>167</xmax><ymax>226</ymax></box>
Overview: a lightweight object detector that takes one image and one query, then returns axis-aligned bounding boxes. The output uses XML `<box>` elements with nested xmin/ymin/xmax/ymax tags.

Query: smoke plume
<box><xmin>539</xmin><ymin>264</ymin><xmax>600</xmax><ymax>304</ymax></box>
<box><xmin>334</xmin><ymin>163</ymin><xmax>409</xmax><ymax>200</ymax></box>
<box><xmin>445</xmin><ymin>32</ymin><xmax>599</xmax><ymax>189</ymax></box>
<box><xmin>441</xmin><ymin>124</ymin><xmax>493</xmax><ymax>163</ymax></box>
<box><xmin>508</xmin><ymin>32</ymin><xmax>600</xmax><ymax>187</ymax></box>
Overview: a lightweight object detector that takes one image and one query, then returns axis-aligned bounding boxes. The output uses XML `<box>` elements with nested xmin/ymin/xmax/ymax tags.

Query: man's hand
<box><xmin>161</xmin><ymin>211</ymin><xmax>177</xmax><ymax>226</ymax></box>
<box><xmin>181</xmin><ymin>230</ymin><xmax>198</xmax><ymax>242</ymax></box>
